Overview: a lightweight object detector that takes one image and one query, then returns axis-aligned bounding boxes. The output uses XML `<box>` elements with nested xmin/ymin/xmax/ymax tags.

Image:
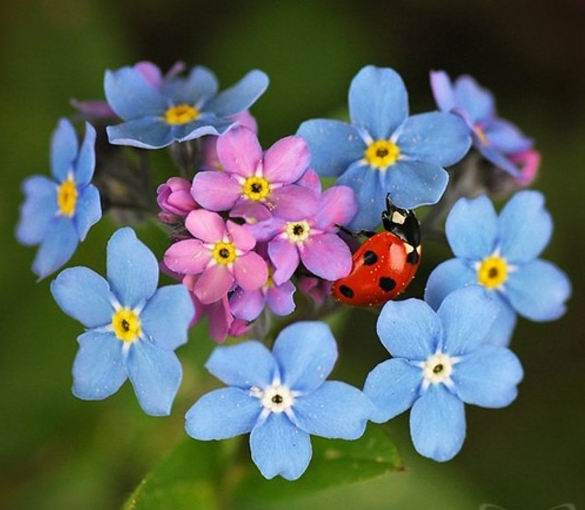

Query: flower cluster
<box><xmin>16</xmin><ymin>61</ymin><xmax>571</xmax><ymax>480</ymax></box>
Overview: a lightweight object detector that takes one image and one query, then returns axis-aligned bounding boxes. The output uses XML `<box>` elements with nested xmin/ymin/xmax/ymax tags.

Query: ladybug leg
<box><xmin>337</xmin><ymin>225</ymin><xmax>376</xmax><ymax>239</ymax></box>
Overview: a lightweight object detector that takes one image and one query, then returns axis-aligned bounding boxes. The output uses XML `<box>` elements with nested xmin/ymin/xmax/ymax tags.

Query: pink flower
<box><xmin>164</xmin><ymin>209</ymin><xmax>268</xmax><ymax>304</ymax></box>
<box><xmin>191</xmin><ymin>127</ymin><xmax>319</xmax><ymax>223</ymax></box>
<box><xmin>157</xmin><ymin>177</ymin><xmax>198</xmax><ymax>224</ymax></box>
<box><xmin>510</xmin><ymin>149</ymin><xmax>540</xmax><ymax>187</ymax></box>
<box><xmin>298</xmin><ymin>276</ymin><xmax>332</xmax><ymax>306</ymax></box>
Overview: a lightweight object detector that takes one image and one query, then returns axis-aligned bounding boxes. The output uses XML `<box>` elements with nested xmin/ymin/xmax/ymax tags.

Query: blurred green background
<box><xmin>1</xmin><ymin>1</ymin><xmax>584</xmax><ymax>509</ymax></box>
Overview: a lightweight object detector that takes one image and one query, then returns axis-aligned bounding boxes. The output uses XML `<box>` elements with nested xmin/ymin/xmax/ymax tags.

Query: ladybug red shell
<box><xmin>331</xmin><ymin>199</ymin><xmax>422</xmax><ymax>307</ymax></box>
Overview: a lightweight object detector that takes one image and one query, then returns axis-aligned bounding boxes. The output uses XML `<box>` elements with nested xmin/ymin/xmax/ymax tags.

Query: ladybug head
<box><xmin>381</xmin><ymin>195</ymin><xmax>421</xmax><ymax>248</ymax></box>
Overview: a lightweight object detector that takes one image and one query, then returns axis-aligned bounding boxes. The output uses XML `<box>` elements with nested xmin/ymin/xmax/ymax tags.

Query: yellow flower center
<box><xmin>474</xmin><ymin>125</ymin><xmax>489</xmax><ymax>146</ymax></box>
<box><xmin>164</xmin><ymin>104</ymin><xmax>199</xmax><ymax>125</ymax></box>
<box><xmin>242</xmin><ymin>176</ymin><xmax>271</xmax><ymax>201</ymax></box>
<box><xmin>477</xmin><ymin>255</ymin><xmax>509</xmax><ymax>290</ymax></box>
<box><xmin>111</xmin><ymin>308</ymin><xmax>141</xmax><ymax>342</ymax></box>
<box><xmin>285</xmin><ymin>221</ymin><xmax>311</xmax><ymax>243</ymax></box>
<box><xmin>364</xmin><ymin>139</ymin><xmax>400</xmax><ymax>169</ymax></box>
<box><xmin>211</xmin><ymin>242</ymin><xmax>237</xmax><ymax>265</ymax></box>
<box><xmin>57</xmin><ymin>176</ymin><xmax>78</xmax><ymax>217</ymax></box>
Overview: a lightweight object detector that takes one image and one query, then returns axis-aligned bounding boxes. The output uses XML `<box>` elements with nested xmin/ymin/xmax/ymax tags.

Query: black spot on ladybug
<box><xmin>379</xmin><ymin>277</ymin><xmax>396</xmax><ymax>292</ymax></box>
<box><xmin>363</xmin><ymin>250</ymin><xmax>378</xmax><ymax>265</ymax></box>
<box><xmin>339</xmin><ymin>285</ymin><xmax>354</xmax><ymax>298</ymax></box>
<box><xmin>406</xmin><ymin>250</ymin><xmax>420</xmax><ymax>265</ymax></box>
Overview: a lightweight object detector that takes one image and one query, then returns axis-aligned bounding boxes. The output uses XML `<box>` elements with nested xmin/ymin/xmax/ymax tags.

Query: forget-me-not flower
<box><xmin>364</xmin><ymin>287</ymin><xmax>523</xmax><ymax>462</ymax></box>
<box><xmin>298</xmin><ymin>65</ymin><xmax>471</xmax><ymax>230</ymax></box>
<box><xmin>105</xmin><ymin>62</ymin><xmax>269</xmax><ymax>149</ymax></box>
<box><xmin>51</xmin><ymin>227</ymin><xmax>194</xmax><ymax>416</ymax></box>
<box><xmin>425</xmin><ymin>192</ymin><xmax>571</xmax><ymax>346</ymax></box>
<box><xmin>185</xmin><ymin>321</ymin><xmax>372</xmax><ymax>480</ymax></box>
<box><xmin>16</xmin><ymin>119</ymin><xmax>102</xmax><ymax>279</ymax></box>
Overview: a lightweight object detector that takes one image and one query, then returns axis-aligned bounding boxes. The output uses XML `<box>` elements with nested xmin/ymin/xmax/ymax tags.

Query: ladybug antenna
<box><xmin>381</xmin><ymin>194</ymin><xmax>421</xmax><ymax>248</ymax></box>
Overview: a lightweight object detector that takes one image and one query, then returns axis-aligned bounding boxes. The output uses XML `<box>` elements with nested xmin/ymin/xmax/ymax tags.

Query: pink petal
<box><xmin>300</xmin><ymin>233</ymin><xmax>352</xmax><ymax>281</ymax></box>
<box><xmin>263</xmin><ymin>135</ymin><xmax>310</xmax><ymax>184</ymax></box>
<box><xmin>234</xmin><ymin>252</ymin><xmax>268</xmax><ymax>291</ymax></box>
<box><xmin>298</xmin><ymin>276</ymin><xmax>331</xmax><ymax>305</ymax></box>
<box><xmin>230</xmin><ymin>110</ymin><xmax>258</xmax><ymax>132</ymax></box>
<box><xmin>268</xmin><ymin>238</ymin><xmax>300</xmax><ymax>285</ymax></box>
<box><xmin>194</xmin><ymin>265</ymin><xmax>235</xmax><ymax>304</ymax></box>
<box><xmin>245</xmin><ymin>217</ymin><xmax>285</xmax><ymax>242</ymax></box>
<box><xmin>185</xmin><ymin>210</ymin><xmax>226</xmax><ymax>242</ymax></box>
<box><xmin>134</xmin><ymin>61</ymin><xmax>163</xmax><ymax>88</ymax></box>
<box><xmin>266</xmin><ymin>281</ymin><xmax>296</xmax><ymax>316</ymax></box>
<box><xmin>227</xmin><ymin>220</ymin><xmax>256</xmax><ymax>252</ymax></box>
<box><xmin>314</xmin><ymin>185</ymin><xmax>358</xmax><ymax>230</ymax></box>
<box><xmin>270</xmin><ymin>184</ymin><xmax>319</xmax><ymax>221</ymax></box>
<box><xmin>296</xmin><ymin>168</ymin><xmax>322</xmax><ymax>193</ymax></box>
<box><xmin>230</xmin><ymin>201</ymin><xmax>272</xmax><ymax>224</ymax></box>
<box><xmin>206</xmin><ymin>296</ymin><xmax>233</xmax><ymax>343</ymax></box>
<box><xmin>228</xmin><ymin>319</ymin><xmax>251</xmax><ymax>338</ymax></box>
<box><xmin>191</xmin><ymin>171</ymin><xmax>241</xmax><ymax>211</ymax></box>
<box><xmin>230</xmin><ymin>288</ymin><xmax>265</xmax><ymax>321</ymax></box>
<box><xmin>163</xmin><ymin>239</ymin><xmax>211</xmax><ymax>275</ymax></box>
<box><xmin>217</xmin><ymin>126</ymin><xmax>263</xmax><ymax>178</ymax></box>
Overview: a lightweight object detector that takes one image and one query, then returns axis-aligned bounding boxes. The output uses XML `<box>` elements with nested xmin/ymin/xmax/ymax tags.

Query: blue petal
<box><xmin>497</xmin><ymin>191</ymin><xmax>552</xmax><ymax>264</ymax></box>
<box><xmin>349</xmin><ymin>66</ymin><xmax>408</xmax><ymax>139</ymax></box>
<box><xmin>74</xmin><ymin>185</ymin><xmax>102</xmax><ymax>241</ymax></box>
<box><xmin>453</xmin><ymin>345</ymin><xmax>523</xmax><ymax>408</ymax></box>
<box><xmin>338</xmin><ymin>161</ymin><xmax>386</xmax><ymax>231</ymax></box>
<box><xmin>291</xmin><ymin>381</ymin><xmax>371</xmax><ymax>439</ymax></box>
<box><xmin>377</xmin><ymin>299</ymin><xmax>441</xmax><ymax>360</ymax></box>
<box><xmin>104</xmin><ymin>67</ymin><xmax>166</xmax><ymax>120</ymax></box>
<box><xmin>171</xmin><ymin>116</ymin><xmax>234</xmax><ymax>143</ymax></box>
<box><xmin>453</xmin><ymin>75</ymin><xmax>494</xmax><ymax>124</ymax></box>
<box><xmin>51</xmin><ymin>118</ymin><xmax>78</xmax><ymax>182</ymax></box>
<box><xmin>204</xmin><ymin>70</ymin><xmax>269</xmax><ymax>117</ymax></box>
<box><xmin>445</xmin><ymin>195</ymin><xmax>497</xmax><ymax>260</ymax></box>
<box><xmin>74</xmin><ymin>122</ymin><xmax>97</xmax><ymax>187</ymax></box>
<box><xmin>106</xmin><ymin>227</ymin><xmax>159</xmax><ymax>308</ymax></box>
<box><xmin>505</xmin><ymin>260</ymin><xmax>571</xmax><ymax>321</ymax></box>
<box><xmin>250</xmin><ymin>413</ymin><xmax>312</xmax><ymax>480</ymax></box>
<box><xmin>424</xmin><ymin>258</ymin><xmax>476</xmax><ymax>310</ymax></box>
<box><xmin>385</xmin><ymin>160</ymin><xmax>449</xmax><ymax>209</ymax></box>
<box><xmin>410</xmin><ymin>384</ymin><xmax>466</xmax><ymax>462</ymax></box>
<box><xmin>72</xmin><ymin>331</ymin><xmax>127</xmax><ymax>400</ymax></box>
<box><xmin>297</xmin><ymin>119</ymin><xmax>365</xmax><ymax>177</ymax></box>
<box><xmin>437</xmin><ymin>286</ymin><xmax>500</xmax><ymax>356</ymax></box>
<box><xmin>205</xmin><ymin>341</ymin><xmax>278</xmax><ymax>389</ymax></box>
<box><xmin>163</xmin><ymin>66</ymin><xmax>218</xmax><ymax>105</ymax></box>
<box><xmin>106</xmin><ymin>117</ymin><xmax>174</xmax><ymax>149</ymax></box>
<box><xmin>140</xmin><ymin>285</ymin><xmax>195</xmax><ymax>351</ymax></box>
<box><xmin>476</xmin><ymin>143</ymin><xmax>520</xmax><ymax>176</ymax></box>
<box><xmin>484</xmin><ymin>296</ymin><xmax>517</xmax><ymax>347</ymax></box>
<box><xmin>126</xmin><ymin>339</ymin><xmax>182</xmax><ymax>416</ymax></box>
<box><xmin>430</xmin><ymin>70</ymin><xmax>456</xmax><ymax>112</ymax></box>
<box><xmin>484</xmin><ymin>119</ymin><xmax>533</xmax><ymax>154</ymax></box>
<box><xmin>272</xmin><ymin>321</ymin><xmax>337</xmax><ymax>393</ymax></box>
<box><xmin>51</xmin><ymin>267</ymin><xmax>114</xmax><ymax>328</ymax></box>
<box><xmin>185</xmin><ymin>387</ymin><xmax>261</xmax><ymax>440</ymax></box>
<box><xmin>16</xmin><ymin>175</ymin><xmax>57</xmax><ymax>246</ymax></box>
<box><xmin>363</xmin><ymin>359</ymin><xmax>422</xmax><ymax>423</ymax></box>
<box><xmin>32</xmin><ymin>216</ymin><xmax>78</xmax><ymax>279</ymax></box>
<box><xmin>397</xmin><ymin>112</ymin><xmax>471</xmax><ymax>167</ymax></box>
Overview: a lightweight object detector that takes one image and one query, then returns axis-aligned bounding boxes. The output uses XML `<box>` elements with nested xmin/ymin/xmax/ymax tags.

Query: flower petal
<box><xmin>171</xmin><ymin>116</ymin><xmax>234</xmax><ymax>143</ymax></box>
<box><xmin>194</xmin><ymin>265</ymin><xmax>234</xmax><ymax>304</ymax></box>
<box><xmin>397</xmin><ymin>112</ymin><xmax>471</xmax><ymax>167</ymax></box>
<box><xmin>424</xmin><ymin>258</ymin><xmax>477</xmax><ymax>311</ymax></box>
<box><xmin>227</xmin><ymin>220</ymin><xmax>256</xmax><ymax>252</ymax></box>
<box><xmin>484</xmin><ymin>297</ymin><xmax>517</xmax><ymax>347</ymax></box>
<box><xmin>216</xmin><ymin>126</ymin><xmax>263</xmax><ymax>178</ymax></box>
<box><xmin>163</xmin><ymin>239</ymin><xmax>211</xmax><ymax>275</ymax></box>
<box><xmin>51</xmin><ymin>118</ymin><xmax>78</xmax><ymax>182</ymax></box>
<box><xmin>445</xmin><ymin>195</ymin><xmax>497</xmax><ymax>260</ymax></box>
<box><xmin>497</xmin><ymin>191</ymin><xmax>552</xmax><ymax>264</ymax></box>
<box><xmin>141</xmin><ymin>285</ymin><xmax>194</xmax><ymax>350</ymax></box>
<box><xmin>234</xmin><ymin>252</ymin><xmax>268</xmax><ymax>291</ymax></box>
<box><xmin>300</xmin><ymin>233</ymin><xmax>352</xmax><ymax>281</ymax></box>
<box><xmin>72</xmin><ymin>331</ymin><xmax>127</xmax><ymax>400</ymax></box>
<box><xmin>165</xmin><ymin>65</ymin><xmax>218</xmax><ymax>105</ymax></box>
<box><xmin>230</xmin><ymin>288</ymin><xmax>265</xmax><ymax>321</ymax></box>
<box><xmin>410</xmin><ymin>384</ymin><xmax>466</xmax><ymax>462</ymax></box>
<box><xmin>269</xmin><ymin>184</ymin><xmax>319</xmax><ymax>221</ymax></box>
<box><xmin>292</xmin><ymin>381</ymin><xmax>371</xmax><ymax>439</ymax></box>
<box><xmin>16</xmin><ymin>175</ymin><xmax>57</xmax><ymax>246</ymax></box>
<box><xmin>185</xmin><ymin>387</ymin><xmax>261</xmax><ymax>440</ymax></box>
<box><xmin>74</xmin><ymin>184</ymin><xmax>102</xmax><ymax>241</ymax></box>
<box><xmin>384</xmin><ymin>160</ymin><xmax>449</xmax><ymax>209</ymax></box>
<box><xmin>430</xmin><ymin>70</ymin><xmax>456</xmax><ymax>112</ymax></box>
<box><xmin>32</xmin><ymin>216</ymin><xmax>78</xmax><ymax>279</ymax></box>
<box><xmin>453</xmin><ymin>75</ymin><xmax>494</xmax><ymax>124</ymax></box>
<box><xmin>74</xmin><ymin>122</ymin><xmax>97</xmax><ymax>187</ymax></box>
<box><xmin>126</xmin><ymin>339</ymin><xmax>182</xmax><ymax>416</ymax></box>
<box><xmin>266</xmin><ymin>281</ymin><xmax>296</xmax><ymax>316</ymax></box>
<box><xmin>476</xmin><ymin>143</ymin><xmax>520</xmax><ymax>176</ymax></box>
<box><xmin>377</xmin><ymin>298</ymin><xmax>441</xmax><ymax>360</ymax></box>
<box><xmin>51</xmin><ymin>267</ymin><xmax>113</xmax><ymax>328</ymax></box>
<box><xmin>364</xmin><ymin>358</ymin><xmax>422</xmax><ymax>423</ymax></box>
<box><xmin>272</xmin><ymin>321</ymin><xmax>337</xmax><ymax>393</ymax></box>
<box><xmin>250</xmin><ymin>413</ymin><xmax>312</xmax><ymax>481</ymax></box>
<box><xmin>349</xmin><ymin>65</ymin><xmax>408</xmax><ymax>139</ymax></box>
<box><xmin>191</xmin><ymin>171</ymin><xmax>241</xmax><ymax>211</ymax></box>
<box><xmin>204</xmin><ymin>70</ymin><xmax>269</xmax><ymax>117</ymax></box>
<box><xmin>263</xmin><ymin>136</ymin><xmax>310</xmax><ymax>184</ymax></box>
<box><xmin>453</xmin><ymin>345</ymin><xmax>523</xmax><ymax>408</ymax></box>
<box><xmin>106</xmin><ymin>117</ymin><xmax>174</xmax><ymax>149</ymax></box>
<box><xmin>268</xmin><ymin>238</ymin><xmax>300</xmax><ymax>285</ymax></box>
<box><xmin>484</xmin><ymin>119</ymin><xmax>533</xmax><ymax>154</ymax></box>
<box><xmin>297</xmin><ymin>119</ymin><xmax>365</xmax><ymax>177</ymax></box>
<box><xmin>185</xmin><ymin>209</ymin><xmax>226</xmax><ymax>242</ymax></box>
<box><xmin>313</xmin><ymin>185</ymin><xmax>358</xmax><ymax>230</ymax></box>
<box><xmin>505</xmin><ymin>260</ymin><xmax>571</xmax><ymax>321</ymax></box>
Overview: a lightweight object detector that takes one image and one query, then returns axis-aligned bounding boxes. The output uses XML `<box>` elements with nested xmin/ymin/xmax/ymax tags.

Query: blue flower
<box><xmin>297</xmin><ymin>66</ymin><xmax>471</xmax><ymax>230</ymax></box>
<box><xmin>364</xmin><ymin>287</ymin><xmax>523</xmax><ymax>462</ymax></box>
<box><xmin>430</xmin><ymin>70</ymin><xmax>533</xmax><ymax>177</ymax></box>
<box><xmin>16</xmin><ymin>119</ymin><xmax>102</xmax><ymax>279</ymax></box>
<box><xmin>50</xmin><ymin>227</ymin><xmax>194</xmax><ymax>416</ymax></box>
<box><xmin>185</xmin><ymin>321</ymin><xmax>372</xmax><ymax>480</ymax></box>
<box><xmin>425</xmin><ymin>191</ymin><xmax>571</xmax><ymax>346</ymax></box>
<box><xmin>104</xmin><ymin>62</ymin><xmax>269</xmax><ymax>149</ymax></box>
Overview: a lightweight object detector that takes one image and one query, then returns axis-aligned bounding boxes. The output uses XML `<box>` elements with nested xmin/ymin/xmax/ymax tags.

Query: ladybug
<box><xmin>331</xmin><ymin>196</ymin><xmax>422</xmax><ymax>307</ymax></box>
